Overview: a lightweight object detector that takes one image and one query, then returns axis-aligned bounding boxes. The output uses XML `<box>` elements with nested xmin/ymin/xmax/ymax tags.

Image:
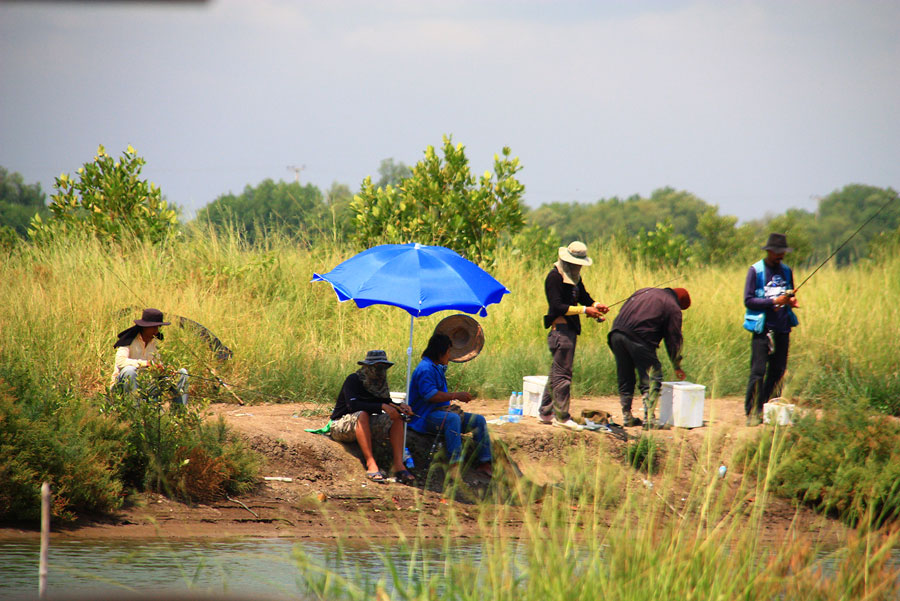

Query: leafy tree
<box><xmin>196</xmin><ymin>179</ymin><xmax>327</xmax><ymax>245</ymax></box>
<box><xmin>528</xmin><ymin>188</ymin><xmax>714</xmax><ymax>247</ymax></box>
<box><xmin>0</xmin><ymin>166</ymin><xmax>47</xmax><ymax>236</ymax></box>
<box><xmin>693</xmin><ymin>208</ymin><xmax>751</xmax><ymax>265</ymax></box>
<box><xmin>351</xmin><ymin>135</ymin><xmax>526</xmax><ymax>264</ymax></box>
<box><xmin>323</xmin><ymin>181</ymin><xmax>354</xmax><ymax>243</ymax></box>
<box><xmin>374</xmin><ymin>158</ymin><xmax>412</xmax><ymax>189</ymax></box>
<box><xmin>762</xmin><ymin>209</ymin><xmax>815</xmax><ymax>266</ymax></box>
<box><xmin>813</xmin><ymin>184</ymin><xmax>900</xmax><ymax>264</ymax></box>
<box><xmin>629</xmin><ymin>219</ymin><xmax>692</xmax><ymax>268</ymax></box>
<box><xmin>29</xmin><ymin>145</ymin><xmax>178</xmax><ymax>244</ymax></box>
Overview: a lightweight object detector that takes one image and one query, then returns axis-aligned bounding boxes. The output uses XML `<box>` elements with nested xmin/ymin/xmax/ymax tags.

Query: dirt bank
<box><xmin>0</xmin><ymin>395</ymin><xmax>846</xmax><ymax>543</ymax></box>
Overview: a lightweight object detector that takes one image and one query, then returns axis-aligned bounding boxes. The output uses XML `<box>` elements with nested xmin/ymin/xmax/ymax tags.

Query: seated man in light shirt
<box><xmin>111</xmin><ymin>308</ymin><xmax>188</xmax><ymax>406</ymax></box>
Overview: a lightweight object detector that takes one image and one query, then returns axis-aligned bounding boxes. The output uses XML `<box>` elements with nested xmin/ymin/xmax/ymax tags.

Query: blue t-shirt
<box><xmin>408</xmin><ymin>356</ymin><xmax>449</xmax><ymax>432</ymax></box>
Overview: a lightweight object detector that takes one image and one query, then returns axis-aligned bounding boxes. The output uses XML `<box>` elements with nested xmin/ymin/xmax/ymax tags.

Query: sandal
<box><xmin>393</xmin><ymin>469</ymin><xmax>416</xmax><ymax>485</ymax></box>
<box><xmin>366</xmin><ymin>470</ymin><xmax>388</xmax><ymax>483</ymax></box>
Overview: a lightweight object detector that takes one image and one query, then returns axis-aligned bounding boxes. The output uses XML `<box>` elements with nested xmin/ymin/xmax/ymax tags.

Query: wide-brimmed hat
<box><xmin>558</xmin><ymin>241</ymin><xmax>593</xmax><ymax>266</ymax></box>
<box><xmin>433</xmin><ymin>314</ymin><xmax>484</xmax><ymax>363</ymax></box>
<box><xmin>762</xmin><ymin>233</ymin><xmax>792</xmax><ymax>253</ymax></box>
<box><xmin>358</xmin><ymin>350</ymin><xmax>394</xmax><ymax>366</ymax></box>
<box><xmin>134</xmin><ymin>308</ymin><xmax>171</xmax><ymax>327</ymax></box>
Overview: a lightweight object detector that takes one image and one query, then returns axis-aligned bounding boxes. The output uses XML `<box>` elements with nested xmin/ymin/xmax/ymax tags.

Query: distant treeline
<box><xmin>3</xmin><ymin>150</ymin><xmax>898</xmax><ymax>267</ymax></box>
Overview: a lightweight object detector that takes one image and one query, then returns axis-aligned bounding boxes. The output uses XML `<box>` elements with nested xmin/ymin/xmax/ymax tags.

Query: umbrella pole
<box><xmin>403</xmin><ymin>314</ymin><xmax>414</xmax><ymax>457</ymax></box>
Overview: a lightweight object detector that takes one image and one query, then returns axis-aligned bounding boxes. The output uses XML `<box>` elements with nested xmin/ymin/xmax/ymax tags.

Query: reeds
<box><xmin>293</xmin><ymin>428</ymin><xmax>900</xmax><ymax>600</ymax></box>
<box><xmin>4</xmin><ymin>227</ymin><xmax>897</xmax><ymax>407</ymax></box>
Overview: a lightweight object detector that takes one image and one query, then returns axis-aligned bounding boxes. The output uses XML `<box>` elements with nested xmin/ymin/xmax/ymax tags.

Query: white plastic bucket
<box><xmin>659</xmin><ymin>382</ymin><xmax>705</xmax><ymax>428</ymax></box>
<box><xmin>522</xmin><ymin>375</ymin><xmax>548</xmax><ymax>418</ymax></box>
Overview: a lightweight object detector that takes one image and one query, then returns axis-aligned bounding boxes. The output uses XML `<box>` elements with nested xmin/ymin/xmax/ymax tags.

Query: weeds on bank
<box><xmin>102</xmin><ymin>367</ymin><xmax>259</xmax><ymax>503</ymax></box>
<box><xmin>293</xmin><ymin>426</ymin><xmax>900</xmax><ymax>601</ymax></box>
<box><xmin>734</xmin><ymin>398</ymin><xmax>900</xmax><ymax>528</ymax></box>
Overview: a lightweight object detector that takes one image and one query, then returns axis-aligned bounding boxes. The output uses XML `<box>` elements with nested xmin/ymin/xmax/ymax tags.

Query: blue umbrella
<box><xmin>312</xmin><ymin>243</ymin><xmax>509</xmax><ymax>397</ymax></box>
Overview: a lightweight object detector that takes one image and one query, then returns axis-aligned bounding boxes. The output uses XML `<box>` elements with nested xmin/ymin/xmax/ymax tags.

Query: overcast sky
<box><xmin>1</xmin><ymin>0</ymin><xmax>898</xmax><ymax>221</ymax></box>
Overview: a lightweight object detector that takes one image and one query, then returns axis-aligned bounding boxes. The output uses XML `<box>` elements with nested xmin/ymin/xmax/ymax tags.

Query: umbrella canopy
<box><xmin>312</xmin><ymin>243</ymin><xmax>510</xmax><ymax>404</ymax></box>
<box><xmin>311</xmin><ymin>243</ymin><xmax>509</xmax><ymax>318</ymax></box>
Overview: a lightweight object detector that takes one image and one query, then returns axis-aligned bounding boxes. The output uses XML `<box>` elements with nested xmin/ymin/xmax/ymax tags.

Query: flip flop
<box><xmin>366</xmin><ymin>470</ymin><xmax>388</xmax><ymax>483</ymax></box>
<box><xmin>393</xmin><ymin>469</ymin><xmax>416</xmax><ymax>485</ymax></box>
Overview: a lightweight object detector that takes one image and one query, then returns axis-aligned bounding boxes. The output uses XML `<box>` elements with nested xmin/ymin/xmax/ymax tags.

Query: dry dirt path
<box><xmin>0</xmin><ymin>395</ymin><xmax>846</xmax><ymax>543</ymax></box>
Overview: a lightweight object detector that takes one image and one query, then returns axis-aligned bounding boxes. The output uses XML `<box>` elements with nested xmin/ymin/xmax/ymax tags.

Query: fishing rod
<box><xmin>606</xmin><ymin>275</ymin><xmax>684</xmax><ymax>309</ymax></box>
<box><xmin>789</xmin><ymin>193</ymin><xmax>898</xmax><ymax>295</ymax></box>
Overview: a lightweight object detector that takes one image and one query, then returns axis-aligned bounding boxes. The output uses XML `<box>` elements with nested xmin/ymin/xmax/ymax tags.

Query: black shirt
<box><xmin>330</xmin><ymin>372</ymin><xmax>390</xmax><ymax>421</ymax></box>
<box><xmin>543</xmin><ymin>267</ymin><xmax>596</xmax><ymax>335</ymax></box>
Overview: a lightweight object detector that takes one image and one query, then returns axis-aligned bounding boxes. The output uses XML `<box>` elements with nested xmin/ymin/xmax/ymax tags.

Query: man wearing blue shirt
<box><xmin>743</xmin><ymin>233</ymin><xmax>800</xmax><ymax>426</ymax></box>
<box><xmin>408</xmin><ymin>333</ymin><xmax>492</xmax><ymax>479</ymax></box>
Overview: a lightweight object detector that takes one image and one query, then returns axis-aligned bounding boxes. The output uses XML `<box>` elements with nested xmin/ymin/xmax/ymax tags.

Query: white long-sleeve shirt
<box><xmin>110</xmin><ymin>336</ymin><xmax>159</xmax><ymax>383</ymax></box>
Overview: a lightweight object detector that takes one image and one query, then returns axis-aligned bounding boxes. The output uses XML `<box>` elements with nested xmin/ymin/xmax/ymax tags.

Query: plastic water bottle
<box><xmin>403</xmin><ymin>447</ymin><xmax>415</xmax><ymax>469</ymax></box>
<box><xmin>514</xmin><ymin>392</ymin><xmax>524</xmax><ymax>421</ymax></box>
<box><xmin>508</xmin><ymin>391</ymin><xmax>518</xmax><ymax>423</ymax></box>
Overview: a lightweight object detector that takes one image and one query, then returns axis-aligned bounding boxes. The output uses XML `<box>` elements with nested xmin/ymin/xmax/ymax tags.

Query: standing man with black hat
<box><xmin>540</xmin><ymin>241</ymin><xmax>609</xmax><ymax>431</ymax></box>
<box><xmin>607</xmin><ymin>287</ymin><xmax>691</xmax><ymax>428</ymax></box>
<box><xmin>111</xmin><ymin>307</ymin><xmax>189</xmax><ymax>406</ymax></box>
<box><xmin>743</xmin><ymin>233</ymin><xmax>800</xmax><ymax>426</ymax></box>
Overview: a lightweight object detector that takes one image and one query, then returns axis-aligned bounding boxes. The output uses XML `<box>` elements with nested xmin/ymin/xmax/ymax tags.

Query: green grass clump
<box><xmin>294</xmin><ymin>429</ymin><xmax>900</xmax><ymax>601</ymax></box>
<box><xmin>625</xmin><ymin>434</ymin><xmax>663</xmax><ymax>474</ymax></box>
<box><xmin>734</xmin><ymin>399</ymin><xmax>900</xmax><ymax>527</ymax></box>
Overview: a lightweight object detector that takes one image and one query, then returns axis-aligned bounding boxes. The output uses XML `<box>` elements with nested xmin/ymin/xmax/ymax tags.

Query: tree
<box><xmin>196</xmin><ymin>179</ymin><xmax>327</xmax><ymax>245</ymax></box>
<box><xmin>693</xmin><ymin>207</ymin><xmax>756</xmax><ymax>265</ymax></box>
<box><xmin>813</xmin><ymin>185</ymin><xmax>899</xmax><ymax>264</ymax></box>
<box><xmin>374</xmin><ymin>158</ymin><xmax>412</xmax><ymax>189</ymax></box>
<box><xmin>0</xmin><ymin>166</ymin><xmax>47</xmax><ymax>236</ymax></box>
<box><xmin>350</xmin><ymin>135</ymin><xmax>526</xmax><ymax>265</ymax></box>
<box><xmin>29</xmin><ymin>145</ymin><xmax>178</xmax><ymax>244</ymax></box>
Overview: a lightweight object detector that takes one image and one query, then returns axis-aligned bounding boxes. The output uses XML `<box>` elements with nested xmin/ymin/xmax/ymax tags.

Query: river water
<box><xmin>0</xmin><ymin>537</ymin><xmax>467</xmax><ymax>599</ymax></box>
<box><xmin>2</xmin><ymin>537</ymin><xmax>897</xmax><ymax>599</ymax></box>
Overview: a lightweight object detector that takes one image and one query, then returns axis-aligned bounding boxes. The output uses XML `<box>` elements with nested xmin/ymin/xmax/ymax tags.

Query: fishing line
<box><xmin>791</xmin><ymin>193</ymin><xmax>898</xmax><ymax>294</ymax></box>
<box><xmin>606</xmin><ymin>275</ymin><xmax>683</xmax><ymax>309</ymax></box>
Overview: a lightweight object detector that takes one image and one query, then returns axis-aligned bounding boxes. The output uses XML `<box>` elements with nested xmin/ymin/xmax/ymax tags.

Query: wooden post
<box><xmin>39</xmin><ymin>482</ymin><xmax>50</xmax><ymax>598</ymax></box>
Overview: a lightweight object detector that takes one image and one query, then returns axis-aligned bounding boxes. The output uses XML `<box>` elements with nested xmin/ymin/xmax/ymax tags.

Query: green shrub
<box><xmin>733</xmin><ymin>400</ymin><xmax>900</xmax><ymax>527</ymax></box>
<box><xmin>0</xmin><ymin>386</ymin><xmax>126</xmax><ymax>523</ymax></box>
<box><xmin>102</xmin><ymin>366</ymin><xmax>260</xmax><ymax>502</ymax></box>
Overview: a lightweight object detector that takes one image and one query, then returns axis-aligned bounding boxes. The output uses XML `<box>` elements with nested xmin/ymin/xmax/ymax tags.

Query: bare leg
<box><xmin>354</xmin><ymin>412</ymin><xmax>381</xmax><ymax>474</ymax></box>
<box><xmin>389</xmin><ymin>417</ymin><xmax>406</xmax><ymax>473</ymax></box>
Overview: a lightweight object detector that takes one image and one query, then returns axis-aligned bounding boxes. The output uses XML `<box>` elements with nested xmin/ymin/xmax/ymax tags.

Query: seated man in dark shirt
<box><xmin>329</xmin><ymin>350</ymin><xmax>415</xmax><ymax>483</ymax></box>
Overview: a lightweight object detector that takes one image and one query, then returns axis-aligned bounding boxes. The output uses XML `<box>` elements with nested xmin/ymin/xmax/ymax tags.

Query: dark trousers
<box><xmin>744</xmin><ymin>331</ymin><xmax>790</xmax><ymax>416</ymax></box>
<box><xmin>607</xmin><ymin>331</ymin><xmax>662</xmax><ymax>417</ymax></box>
<box><xmin>540</xmin><ymin>327</ymin><xmax>576</xmax><ymax>420</ymax></box>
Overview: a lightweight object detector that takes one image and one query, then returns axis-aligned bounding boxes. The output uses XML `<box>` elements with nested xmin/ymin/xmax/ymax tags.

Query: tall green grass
<box><xmin>3</xmin><ymin>226</ymin><xmax>897</xmax><ymax>408</ymax></box>
<box><xmin>292</xmin><ymin>431</ymin><xmax>900</xmax><ymax>600</ymax></box>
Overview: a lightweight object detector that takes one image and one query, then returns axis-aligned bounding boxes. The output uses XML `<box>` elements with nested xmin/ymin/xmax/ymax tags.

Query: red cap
<box><xmin>673</xmin><ymin>288</ymin><xmax>691</xmax><ymax>310</ymax></box>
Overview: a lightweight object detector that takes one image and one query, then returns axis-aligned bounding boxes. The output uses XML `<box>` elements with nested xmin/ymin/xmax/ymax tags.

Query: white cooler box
<box><xmin>763</xmin><ymin>400</ymin><xmax>795</xmax><ymax>425</ymax></box>
<box><xmin>658</xmin><ymin>382</ymin><xmax>705</xmax><ymax>428</ymax></box>
<box><xmin>522</xmin><ymin>375</ymin><xmax>548</xmax><ymax>418</ymax></box>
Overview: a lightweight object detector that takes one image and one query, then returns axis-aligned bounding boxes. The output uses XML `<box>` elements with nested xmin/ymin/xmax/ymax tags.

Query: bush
<box><xmin>29</xmin><ymin>145</ymin><xmax>179</xmax><ymax>245</ymax></box>
<box><xmin>0</xmin><ymin>385</ymin><xmax>126</xmax><ymax>523</ymax></box>
<box><xmin>733</xmin><ymin>400</ymin><xmax>900</xmax><ymax>527</ymax></box>
<box><xmin>102</xmin><ymin>366</ymin><xmax>260</xmax><ymax>502</ymax></box>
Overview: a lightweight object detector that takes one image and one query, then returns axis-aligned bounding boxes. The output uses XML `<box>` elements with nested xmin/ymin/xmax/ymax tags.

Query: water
<box><xmin>2</xmin><ymin>537</ymin><xmax>897</xmax><ymax>599</ymax></box>
<box><xmin>0</xmin><ymin>537</ymin><xmax>476</xmax><ymax>599</ymax></box>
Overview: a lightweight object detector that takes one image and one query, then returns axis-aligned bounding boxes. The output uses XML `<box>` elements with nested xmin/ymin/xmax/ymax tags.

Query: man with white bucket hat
<box><xmin>540</xmin><ymin>241</ymin><xmax>609</xmax><ymax>431</ymax></box>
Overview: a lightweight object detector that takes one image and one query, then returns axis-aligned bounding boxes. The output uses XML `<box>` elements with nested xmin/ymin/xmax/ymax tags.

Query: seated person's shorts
<box><xmin>330</xmin><ymin>411</ymin><xmax>393</xmax><ymax>443</ymax></box>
